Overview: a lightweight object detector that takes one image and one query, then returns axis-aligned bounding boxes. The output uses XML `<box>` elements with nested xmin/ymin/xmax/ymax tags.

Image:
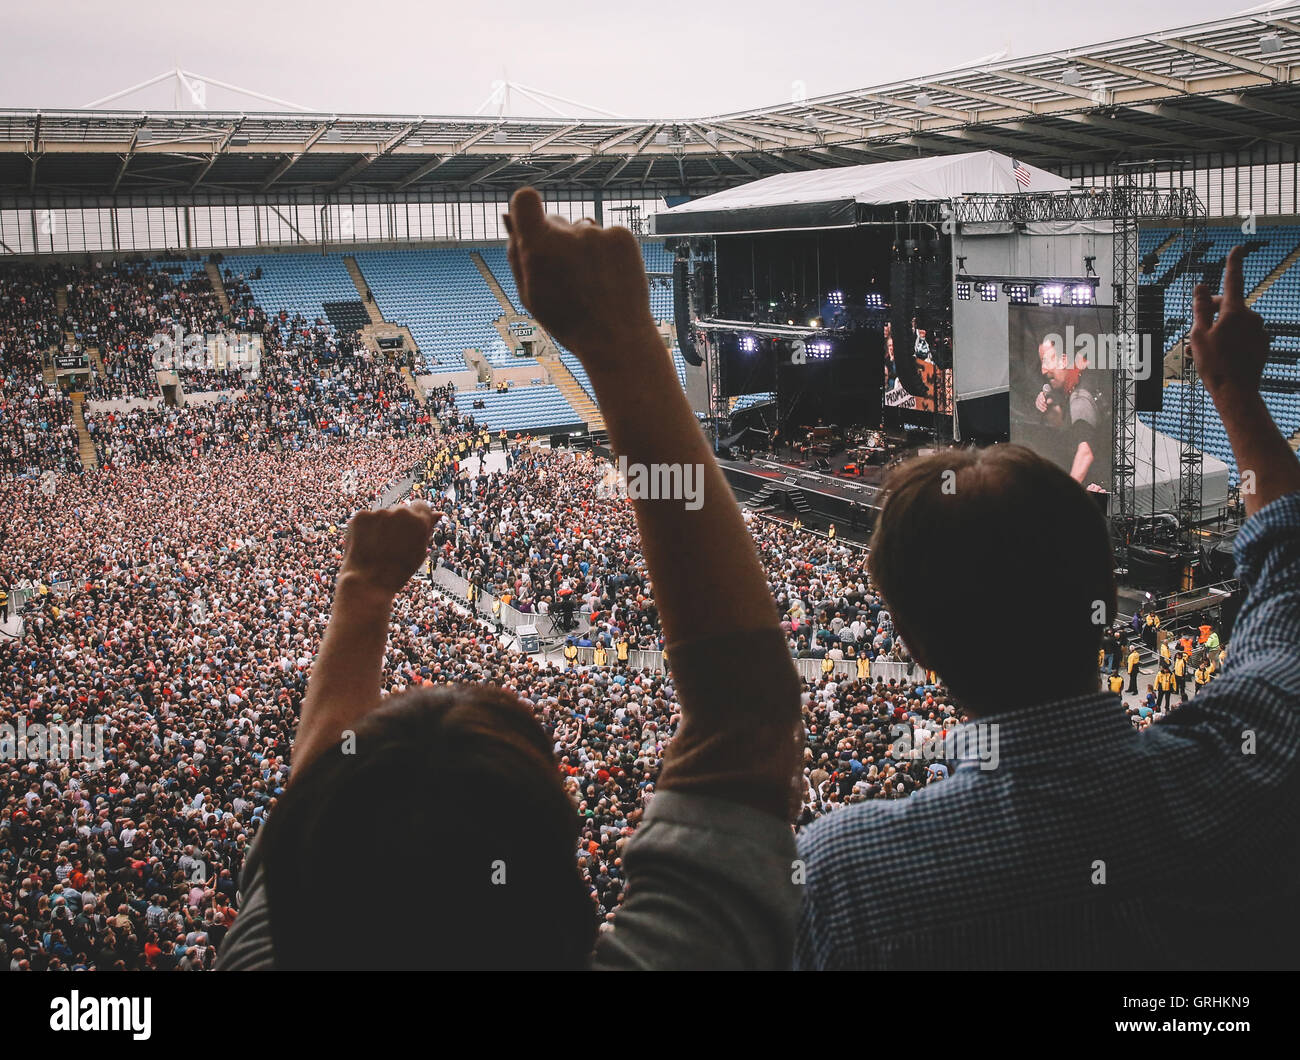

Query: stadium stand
<box><xmin>452</xmin><ymin>384</ymin><xmax>580</xmax><ymax>432</ymax></box>
<box><xmin>353</xmin><ymin>248</ymin><xmax>511</xmax><ymax>373</ymax></box>
<box><xmin>228</xmin><ymin>253</ymin><xmax>360</xmax><ymax>326</ymax></box>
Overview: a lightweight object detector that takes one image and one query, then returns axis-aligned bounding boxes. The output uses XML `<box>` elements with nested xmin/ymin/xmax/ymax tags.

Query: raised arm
<box><xmin>505</xmin><ymin>188</ymin><xmax>801</xmax><ymax>968</ymax></box>
<box><xmin>291</xmin><ymin>502</ymin><xmax>434</xmax><ymax>775</ymax></box>
<box><xmin>1191</xmin><ymin>246</ymin><xmax>1300</xmax><ymax>515</ymax></box>
<box><xmin>1147</xmin><ymin>246</ymin><xmax>1300</xmax><ymax>775</ymax></box>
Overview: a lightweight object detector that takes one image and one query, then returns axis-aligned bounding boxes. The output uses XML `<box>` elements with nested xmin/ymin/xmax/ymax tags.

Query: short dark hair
<box><xmin>256</xmin><ymin>683</ymin><xmax>596</xmax><ymax>969</ymax></box>
<box><xmin>867</xmin><ymin>445</ymin><xmax>1115</xmax><ymax>711</ymax></box>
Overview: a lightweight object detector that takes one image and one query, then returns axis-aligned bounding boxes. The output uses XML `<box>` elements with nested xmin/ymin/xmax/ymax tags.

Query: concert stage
<box><xmin>718</xmin><ymin>427</ymin><xmax>946</xmax><ymax>533</ymax></box>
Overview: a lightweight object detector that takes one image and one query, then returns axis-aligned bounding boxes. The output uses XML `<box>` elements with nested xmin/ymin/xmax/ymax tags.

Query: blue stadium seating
<box><xmin>226</xmin><ymin>253</ymin><xmax>359</xmax><ymax>324</ymax></box>
<box><xmin>353</xmin><ymin>248</ymin><xmax>507</xmax><ymax>373</ymax></box>
<box><xmin>1138</xmin><ymin>223</ymin><xmax>1300</xmax><ymax>481</ymax></box>
<box><xmin>453</xmin><ymin>385</ymin><xmax>580</xmax><ymax>432</ymax></box>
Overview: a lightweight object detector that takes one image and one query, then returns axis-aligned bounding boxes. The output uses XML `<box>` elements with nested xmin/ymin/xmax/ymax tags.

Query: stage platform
<box><xmin>717</xmin><ymin>433</ymin><xmax>941</xmax><ymax>535</ymax></box>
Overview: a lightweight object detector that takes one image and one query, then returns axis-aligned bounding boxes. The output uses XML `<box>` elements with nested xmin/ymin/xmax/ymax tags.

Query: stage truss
<box><xmin>950</xmin><ymin>178</ymin><xmax>1206</xmax><ymax>566</ymax></box>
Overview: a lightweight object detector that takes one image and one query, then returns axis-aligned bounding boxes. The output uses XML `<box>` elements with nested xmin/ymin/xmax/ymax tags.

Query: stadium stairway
<box><xmin>401</xmin><ymin>365</ymin><xmax>427</xmax><ymax>406</ymax></box>
<box><xmin>542</xmin><ymin>354</ymin><xmax>604</xmax><ymax>431</ymax></box>
<box><xmin>1150</xmin><ymin>229</ymin><xmax>1184</xmax><ymax>264</ymax></box>
<box><xmin>1247</xmin><ymin>240</ymin><xmax>1300</xmax><ymax>307</ymax></box>
<box><xmin>55</xmin><ymin>283</ymin><xmax>67</xmax><ymax>317</ymax></box>
<box><xmin>205</xmin><ymin>262</ymin><xmax>232</xmax><ymax>316</ymax></box>
<box><xmin>470</xmin><ymin>251</ymin><xmax>516</xmax><ymax>314</ymax></box>
<box><xmin>71</xmin><ymin>392</ymin><xmax>97</xmax><ymax>470</ymax></box>
<box><xmin>42</xmin><ymin>350</ymin><xmax>57</xmax><ymax>387</ymax></box>
<box><xmin>343</xmin><ymin>256</ymin><xmax>386</xmax><ymax>326</ymax></box>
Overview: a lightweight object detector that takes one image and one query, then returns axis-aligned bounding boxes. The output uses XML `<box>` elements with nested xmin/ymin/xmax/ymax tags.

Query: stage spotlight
<box><xmin>828</xmin><ymin>290</ymin><xmax>844</xmax><ymax>306</ymax></box>
<box><xmin>956</xmin><ymin>282</ymin><xmax>971</xmax><ymax>301</ymax></box>
<box><xmin>740</xmin><ymin>335</ymin><xmax>757</xmax><ymax>353</ymax></box>
<box><xmin>1041</xmin><ymin>284</ymin><xmax>1064</xmax><ymax>305</ymax></box>
<box><xmin>808</xmin><ymin>341</ymin><xmax>832</xmax><ymax>359</ymax></box>
<box><xmin>809</xmin><ymin>317</ymin><xmax>821</xmax><ymax>328</ymax></box>
<box><xmin>1070</xmin><ymin>284</ymin><xmax>1093</xmax><ymax>305</ymax></box>
<box><xmin>865</xmin><ymin>292</ymin><xmax>884</xmax><ymax>307</ymax></box>
<box><xmin>1007</xmin><ymin>283</ymin><xmax>1032</xmax><ymax>304</ymax></box>
<box><xmin>979</xmin><ymin>283</ymin><xmax>998</xmax><ymax>302</ymax></box>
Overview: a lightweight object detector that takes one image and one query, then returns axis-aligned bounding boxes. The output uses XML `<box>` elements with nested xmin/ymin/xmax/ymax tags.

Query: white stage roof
<box><xmin>653</xmin><ymin>151</ymin><xmax>1072</xmax><ymax>235</ymax></box>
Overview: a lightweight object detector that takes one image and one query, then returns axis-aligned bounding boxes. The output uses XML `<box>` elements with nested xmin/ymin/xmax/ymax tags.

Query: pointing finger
<box><xmin>1222</xmin><ymin>245</ymin><xmax>1246</xmax><ymax>309</ymax></box>
<box><xmin>509</xmin><ymin>187</ymin><xmax>546</xmax><ymax>242</ymax></box>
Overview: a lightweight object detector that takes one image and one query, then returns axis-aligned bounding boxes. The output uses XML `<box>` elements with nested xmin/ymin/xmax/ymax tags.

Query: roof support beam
<box><xmin>1130</xmin><ymin>101</ymin><xmax>1300</xmax><ymax>147</ymax></box>
<box><xmin>1155</xmin><ymin>36</ymin><xmax>1286</xmax><ymax>81</ymax></box>
<box><xmin>111</xmin><ymin>118</ymin><xmax>148</xmax><ymax>194</ymax></box>
<box><xmin>392</xmin><ymin>126</ymin><xmax>494</xmax><ymax>191</ymax></box>
<box><xmin>456</xmin><ymin>156</ymin><xmax>519</xmax><ymax>189</ymax></box>
<box><xmin>188</xmin><ymin>117</ymin><xmax>245</xmax><ymax>191</ymax></box>
<box><xmin>260</xmin><ymin>119</ymin><xmax>333</xmax><ymax>192</ymax></box>
<box><xmin>993</xmin><ymin>67</ymin><xmax>1111</xmax><ymax>105</ymax></box>
<box><xmin>857</xmin><ymin>91</ymin><xmax>973</xmax><ymax>122</ymax></box>
<box><xmin>1061</xmin><ymin>54</ymin><xmax>1189</xmax><ymax>93</ymax></box>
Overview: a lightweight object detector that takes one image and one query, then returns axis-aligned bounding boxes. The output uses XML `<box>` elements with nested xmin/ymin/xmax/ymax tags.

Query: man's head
<box><xmin>868</xmin><ymin>445</ymin><xmax>1115</xmax><ymax>714</ymax></box>
<box><xmin>255</xmin><ymin>683</ymin><xmax>595</xmax><ymax>969</ymax></box>
<box><xmin>1039</xmin><ymin>340</ymin><xmax>1084</xmax><ymax>390</ymax></box>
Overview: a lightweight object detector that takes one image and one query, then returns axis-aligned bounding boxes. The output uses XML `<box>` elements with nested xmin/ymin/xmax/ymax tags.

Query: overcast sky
<box><xmin>0</xmin><ymin>0</ymin><xmax>1268</xmax><ymax>118</ymax></box>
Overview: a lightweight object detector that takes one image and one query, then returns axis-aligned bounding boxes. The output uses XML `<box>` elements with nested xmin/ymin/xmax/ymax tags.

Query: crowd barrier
<box><xmin>426</xmin><ymin>567</ymin><xmax>925</xmax><ymax>683</ymax></box>
<box><xmin>11</xmin><ymin>580</ymin><xmax>72</xmax><ymax>611</ymax></box>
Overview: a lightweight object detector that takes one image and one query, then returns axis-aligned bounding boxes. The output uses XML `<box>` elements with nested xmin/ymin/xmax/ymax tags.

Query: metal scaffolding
<box><xmin>951</xmin><ymin>177</ymin><xmax>1206</xmax><ymax>564</ymax></box>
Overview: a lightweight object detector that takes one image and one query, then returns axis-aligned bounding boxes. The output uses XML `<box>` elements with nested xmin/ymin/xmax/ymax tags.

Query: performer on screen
<box><xmin>1035</xmin><ymin>338</ymin><xmax>1103</xmax><ymax>489</ymax></box>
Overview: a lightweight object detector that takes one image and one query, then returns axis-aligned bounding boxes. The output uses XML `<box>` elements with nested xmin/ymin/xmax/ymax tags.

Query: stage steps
<box><xmin>745</xmin><ymin>483</ymin><xmax>814</xmax><ymax>515</ymax></box>
<box><xmin>205</xmin><ymin>261</ymin><xmax>231</xmax><ymax>316</ymax></box>
<box><xmin>343</xmin><ymin>256</ymin><xmax>386</xmax><ymax>325</ymax></box>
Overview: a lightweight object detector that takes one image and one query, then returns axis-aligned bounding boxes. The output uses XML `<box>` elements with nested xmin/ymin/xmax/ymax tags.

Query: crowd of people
<box><xmin>0</xmin><ymin>243</ymin><xmax>1231</xmax><ymax>972</ymax></box>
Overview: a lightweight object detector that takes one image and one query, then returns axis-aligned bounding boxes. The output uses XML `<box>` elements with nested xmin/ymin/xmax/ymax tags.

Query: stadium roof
<box><xmin>6</xmin><ymin>6</ymin><xmax>1300</xmax><ymax>203</ymax></box>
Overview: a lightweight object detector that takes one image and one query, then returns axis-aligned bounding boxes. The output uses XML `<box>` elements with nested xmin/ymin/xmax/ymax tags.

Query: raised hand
<box><xmin>340</xmin><ymin>500</ymin><xmax>435</xmax><ymax>597</ymax></box>
<box><xmin>504</xmin><ymin>187</ymin><xmax>657</xmax><ymax>372</ymax></box>
<box><xmin>1189</xmin><ymin>245</ymin><xmax>1269</xmax><ymax>398</ymax></box>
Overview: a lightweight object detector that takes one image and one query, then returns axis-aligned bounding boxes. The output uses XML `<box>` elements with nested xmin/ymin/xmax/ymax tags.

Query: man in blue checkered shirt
<box><xmin>797</xmin><ymin>247</ymin><xmax>1300</xmax><ymax>970</ymax></box>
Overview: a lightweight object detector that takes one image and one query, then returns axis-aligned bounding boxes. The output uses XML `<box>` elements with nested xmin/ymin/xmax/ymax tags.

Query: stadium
<box><xmin>2</xmin><ymin>0</ymin><xmax>1299</xmax><ymax>996</ymax></box>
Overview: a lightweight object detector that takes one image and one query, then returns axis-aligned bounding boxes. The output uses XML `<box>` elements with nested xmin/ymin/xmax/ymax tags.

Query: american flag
<box><xmin>1013</xmin><ymin>159</ymin><xmax>1032</xmax><ymax>188</ymax></box>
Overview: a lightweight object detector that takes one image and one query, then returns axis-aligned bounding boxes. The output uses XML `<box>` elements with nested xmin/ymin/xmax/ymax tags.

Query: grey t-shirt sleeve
<box><xmin>590</xmin><ymin>790</ymin><xmax>800</xmax><ymax>971</ymax></box>
<box><xmin>214</xmin><ymin>843</ymin><xmax>275</xmax><ymax>971</ymax></box>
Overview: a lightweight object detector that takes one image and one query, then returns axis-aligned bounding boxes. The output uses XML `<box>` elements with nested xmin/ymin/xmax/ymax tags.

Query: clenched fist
<box><xmin>339</xmin><ymin>501</ymin><xmax>435</xmax><ymax>597</ymax></box>
<box><xmin>505</xmin><ymin>187</ymin><xmax>658</xmax><ymax>373</ymax></box>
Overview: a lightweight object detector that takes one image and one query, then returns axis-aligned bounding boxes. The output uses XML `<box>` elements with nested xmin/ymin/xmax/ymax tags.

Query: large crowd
<box><xmin>0</xmin><ymin>256</ymin><xmax>1213</xmax><ymax>972</ymax></box>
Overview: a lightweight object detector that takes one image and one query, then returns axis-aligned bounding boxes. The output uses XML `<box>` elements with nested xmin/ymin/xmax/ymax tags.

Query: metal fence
<box><xmin>425</xmin><ymin>565</ymin><xmax>926</xmax><ymax>682</ymax></box>
<box><xmin>11</xmin><ymin>580</ymin><xmax>72</xmax><ymax>612</ymax></box>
